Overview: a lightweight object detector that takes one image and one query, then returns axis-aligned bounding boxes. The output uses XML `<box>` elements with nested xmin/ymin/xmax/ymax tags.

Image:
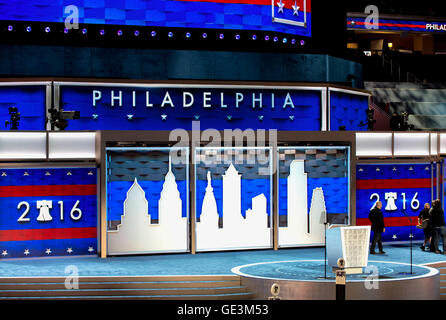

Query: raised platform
<box><xmin>232</xmin><ymin>260</ymin><xmax>439</xmax><ymax>300</ymax></box>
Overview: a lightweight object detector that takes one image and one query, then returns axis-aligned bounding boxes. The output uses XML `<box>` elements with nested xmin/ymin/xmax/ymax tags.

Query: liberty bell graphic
<box><xmin>36</xmin><ymin>200</ymin><xmax>53</xmax><ymax>222</ymax></box>
<box><xmin>384</xmin><ymin>192</ymin><xmax>397</xmax><ymax>211</ymax></box>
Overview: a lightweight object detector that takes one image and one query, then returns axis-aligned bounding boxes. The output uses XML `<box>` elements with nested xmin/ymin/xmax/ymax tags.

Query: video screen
<box><xmin>0</xmin><ymin>0</ymin><xmax>311</xmax><ymax>37</ymax></box>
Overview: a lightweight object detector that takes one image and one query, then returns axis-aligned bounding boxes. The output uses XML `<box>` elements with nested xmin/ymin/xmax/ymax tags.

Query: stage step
<box><xmin>0</xmin><ymin>275</ymin><xmax>253</xmax><ymax>300</ymax></box>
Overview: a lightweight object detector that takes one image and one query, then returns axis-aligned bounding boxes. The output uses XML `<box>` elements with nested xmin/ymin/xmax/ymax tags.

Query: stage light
<box><xmin>99</xmin><ymin>29</ymin><xmax>105</xmax><ymax>36</ymax></box>
<box><xmin>202</xmin><ymin>32</ymin><xmax>207</xmax><ymax>38</ymax></box>
<box><xmin>64</xmin><ymin>28</ymin><xmax>69</xmax><ymax>34</ymax></box>
<box><xmin>282</xmin><ymin>37</ymin><xmax>287</xmax><ymax>43</ymax></box>
<box><xmin>291</xmin><ymin>39</ymin><xmax>296</xmax><ymax>45</ymax></box>
<box><xmin>264</xmin><ymin>35</ymin><xmax>270</xmax><ymax>41</ymax></box>
<box><xmin>252</xmin><ymin>34</ymin><xmax>257</xmax><ymax>40</ymax></box>
<box><xmin>219</xmin><ymin>33</ymin><xmax>224</xmax><ymax>39</ymax></box>
<box><xmin>168</xmin><ymin>31</ymin><xmax>173</xmax><ymax>38</ymax></box>
<box><xmin>134</xmin><ymin>30</ymin><xmax>139</xmax><ymax>36</ymax></box>
<box><xmin>45</xmin><ymin>26</ymin><xmax>50</xmax><ymax>33</ymax></box>
<box><xmin>388</xmin><ymin>42</ymin><xmax>393</xmax><ymax>48</ymax></box>
<box><xmin>26</xmin><ymin>26</ymin><xmax>32</xmax><ymax>32</ymax></box>
<box><xmin>300</xmin><ymin>40</ymin><xmax>305</xmax><ymax>45</ymax></box>
<box><xmin>235</xmin><ymin>34</ymin><xmax>240</xmax><ymax>40</ymax></box>
<box><xmin>151</xmin><ymin>30</ymin><xmax>156</xmax><ymax>37</ymax></box>
<box><xmin>273</xmin><ymin>36</ymin><xmax>278</xmax><ymax>42</ymax></box>
<box><xmin>117</xmin><ymin>29</ymin><xmax>123</xmax><ymax>36</ymax></box>
<box><xmin>7</xmin><ymin>25</ymin><xmax>13</xmax><ymax>32</ymax></box>
<box><xmin>82</xmin><ymin>28</ymin><xmax>87</xmax><ymax>35</ymax></box>
<box><xmin>185</xmin><ymin>32</ymin><xmax>191</xmax><ymax>38</ymax></box>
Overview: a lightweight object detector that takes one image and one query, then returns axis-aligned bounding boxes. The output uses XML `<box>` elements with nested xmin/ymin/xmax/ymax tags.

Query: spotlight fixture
<box><xmin>235</xmin><ymin>34</ymin><xmax>240</xmax><ymax>40</ymax></box>
<box><xmin>185</xmin><ymin>32</ymin><xmax>191</xmax><ymax>38</ymax></box>
<box><xmin>300</xmin><ymin>40</ymin><xmax>305</xmax><ymax>45</ymax></box>
<box><xmin>168</xmin><ymin>31</ymin><xmax>173</xmax><ymax>38</ymax></box>
<box><xmin>291</xmin><ymin>39</ymin><xmax>296</xmax><ymax>45</ymax></box>
<box><xmin>64</xmin><ymin>28</ymin><xmax>69</xmax><ymax>34</ymax></box>
<box><xmin>264</xmin><ymin>35</ymin><xmax>270</xmax><ymax>41</ymax></box>
<box><xmin>117</xmin><ymin>29</ymin><xmax>123</xmax><ymax>36</ymax></box>
<box><xmin>99</xmin><ymin>29</ymin><xmax>105</xmax><ymax>36</ymax></box>
<box><xmin>44</xmin><ymin>26</ymin><xmax>51</xmax><ymax>33</ymax></box>
<box><xmin>252</xmin><ymin>34</ymin><xmax>257</xmax><ymax>40</ymax></box>
<box><xmin>151</xmin><ymin>30</ymin><xmax>156</xmax><ymax>37</ymax></box>
<box><xmin>282</xmin><ymin>38</ymin><xmax>287</xmax><ymax>43</ymax></box>
<box><xmin>26</xmin><ymin>26</ymin><xmax>32</xmax><ymax>32</ymax></box>
<box><xmin>134</xmin><ymin>30</ymin><xmax>139</xmax><ymax>36</ymax></box>
<box><xmin>273</xmin><ymin>36</ymin><xmax>278</xmax><ymax>42</ymax></box>
<box><xmin>7</xmin><ymin>25</ymin><xmax>13</xmax><ymax>32</ymax></box>
<box><xmin>219</xmin><ymin>33</ymin><xmax>224</xmax><ymax>39</ymax></box>
<box><xmin>202</xmin><ymin>32</ymin><xmax>207</xmax><ymax>38</ymax></box>
<box><xmin>82</xmin><ymin>28</ymin><xmax>87</xmax><ymax>34</ymax></box>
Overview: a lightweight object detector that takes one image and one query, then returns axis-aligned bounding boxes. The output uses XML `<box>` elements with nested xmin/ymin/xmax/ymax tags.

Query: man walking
<box><xmin>430</xmin><ymin>199</ymin><xmax>446</xmax><ymax>254</ymax></box>
<box><xmin>369</xmin><ymin>201</ymin><xmax>386</xmax><ymax>254</ymax></box>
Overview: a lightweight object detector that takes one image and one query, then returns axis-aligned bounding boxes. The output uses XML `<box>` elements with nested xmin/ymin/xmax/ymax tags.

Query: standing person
<box><xmin>430</xmin><ymin>199</ymin><xmax>446</xmax><ymax>254</ymax></box>
<box><xmin>369</xmin><ymin>201</ymin><xmax>386</xmax><ymax>254</ymax></box>
<box><xmin>418</xmin><ymin>203</ymin><xmax>431</xmax><ymax>251</ymax></box>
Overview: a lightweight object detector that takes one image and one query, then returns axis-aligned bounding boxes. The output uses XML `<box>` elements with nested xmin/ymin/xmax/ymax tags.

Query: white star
<box><xmin>66</xmin><ymin>171</ymin><xmax>72</xmax><ymax>176</ymax></box>
<box><xmin>88</xmin><ymin>247</ymin><xmax>94</xmax><ymax>253</ymax></box>
<box><xmin>45</xmin><ymin>248</ymin><xmax>52</xmax><ymax>255</ymax></box>
<box><xmin>277</xmin><ymin>0</ymin><xmax>285</xmax><ymax>13</ymax></box>
<box><xmin>292</xmin><ymin>1</ymin><xmax>300</xmax><ymax>15</ymax></box>
<box><xmin>24</xmin><ymin>249</ymin><xmax>30</xmax><ymax>256</ymax></box>
<box><xmin>376</xmin><ymin>167</ymin><xmax>380</xmax><ymax>172</ymax></box>
<box><xmin>226</xmin><ymin>115</ymin><xmax>232</xmax><ymax>120</ymax></box>
<box><xmin>258</xmin><ymin>115</ymin><xmax>264</xmax><ymax>121</ymax></box>
<box><xmin>194</xmin><ymin>115</ymin><xmax>200</xmax><ymax>120</ymax></box>
<box><xmin>358</xmin><ymin>168</ymin><xmax>363</xmax><ymax>172</ymax></box>
<box><xmin>1</xmin><ymin>172</ymin><xmax>7</xmax><ymax>177</ymax></box>
<box><xmin>23</xmin><ymin>172</ymin><xmax>29</xmax><ymax>176</ymax></box>
<box><xmin>425</xmin><ymin>166</ymin><xmax>430</xmax><ymax>170</ymax></box>
<box><xmin>92</xmin><ymin>114</ymin><xmax>99</xmax><ymax>120</ymax></box>
<box><xmin>45</xmin><ymin>171</ymin><xmax>51</xmax><ymax>176</ymax></box>
<box><xmin>127</xmin><ymin>114</ymin><xmax>134</xmax><ymax>120</ymax></box>
<box><xmin>289</xmin><ymin>115</ymin><xmax>295</xmax><ymax>121</ymax></box>
<box><xmin>67</xmin><ymin>248</ymin><xmax>73</xmax><ymax>254</ymax></box>
<box><xmin>161</xmin><ymin>114</ymin><xmax>167</xmax><ymax>120</ymax></box>
<box><xmin>409</xmin><ymin>234</ymin><xmax>414</xmax><ymax>238</ymax></box>
<box><xmin>392</xmin><ymin>234</ymin><xmax>397</xmax><ymax>240</ymax></box>
<box><xmin>1</xmin><ymin>250</ymin><xmax>7</xmax><ymax>256</ymax></box>
<box><xmin>88</xmin><ymin>171</ymin><xmax>93</xmax><ymax>176</ymax></box>
<box><xmin>392</xmin><ymin>167</ymin><xmax>397</xmax><ymax>171</ymax></box>
<box><xmin>409</xmin><ymin>167</ymin><xmax>413</xmax><ymax>171</ymax></box>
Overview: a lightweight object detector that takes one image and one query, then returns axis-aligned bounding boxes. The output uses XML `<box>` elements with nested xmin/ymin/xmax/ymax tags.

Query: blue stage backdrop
<box><xmin>0</xmin><ymin>84</ymin><xmax>47</xmax><ymax>130</ymax></box>
<box><xmin>0</xmin><ymin>167</ymin><xmax>97</xmax><ymax>258</ymax></box>
<box><xmin>0</xmin><ymin>0</ymin><xmax>311</xmax><ymax>37</ymax></box>
<box><xmin>59</xmin><ymin>84</ymin><xmax>323</xmax><ymax>131</ymax></box>
<box><xmin>330</xmin><ymin>91</ymin><xmax>369</xmax><ymax>131</ymax></box>
<box><xmin>356</xmin><ymin>163</ymin><xmax>434</xmax><ymax>242</ymax></box>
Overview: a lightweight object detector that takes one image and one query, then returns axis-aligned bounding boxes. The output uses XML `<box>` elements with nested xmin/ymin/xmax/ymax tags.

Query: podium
<box><xmin>327</xmin><ymin>225</ymin><xmax>371</xmax><ymax>274</ymax></box>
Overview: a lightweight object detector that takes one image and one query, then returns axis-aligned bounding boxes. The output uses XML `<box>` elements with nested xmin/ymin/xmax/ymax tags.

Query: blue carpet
<box><xmin>0</xmin><ymin>244</ymin><xmax>444</xmax><ymax>278</ymax></box>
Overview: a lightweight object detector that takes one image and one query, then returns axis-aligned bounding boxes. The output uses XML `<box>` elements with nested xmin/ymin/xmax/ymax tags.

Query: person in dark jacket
<box><xmin>430</xmin><ymin>199</ymin><xmax>446</xmax><ymax>254</ymax></box>
<box><xmin>369</xmin><ymin>201</ymin><xmax>386</xmax><ymax>254</ymax></box>
<box><xmin>418</xmin><ymin>203</ymin><xmax>431</xmax><ymax>251</ymax></box>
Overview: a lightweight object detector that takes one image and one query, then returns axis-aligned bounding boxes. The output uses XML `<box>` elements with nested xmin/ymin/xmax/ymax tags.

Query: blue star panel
<box><xmin>0</xmin><ymin>168</ymin><xmax>98</xmax><ymax>259</ymax></box>
<box><xmin>356</xmin><ymin>163</ymin><xmax>435</xmax><ymax>242</ymax></box>
<box><xmin>0</xmin><ymin>0</ymin><xmax>311</xmax><ymax>37</ymax></box>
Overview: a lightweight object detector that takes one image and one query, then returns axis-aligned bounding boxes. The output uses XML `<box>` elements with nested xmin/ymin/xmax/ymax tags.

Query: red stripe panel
<box><xmin>356</xmin><ymin>178</ymin><xmax>431</xmax><ymax>190</ymax></box>
<box><xmin>0</xmin><ymin>227</ymin><xmax>97</xmax><ymax>242</ymax></box>
<box><xmin>349</xmin><ymin>21</ymin><xmax>426</xmax><ymax>29</ymax></box>
<box><xmin>177</xmin><ymin>0</ymin><xmax>312</xmax><ymax>12</ymax></box>
<box><xmin>0</xmin><ymin>185</ymin><xmax>96</xmax><ymax>198</ymax></box>
<box><xmin>356</xmin><ymin>217</ymin><xmax>418</xmax><ymax>227</ymax></box>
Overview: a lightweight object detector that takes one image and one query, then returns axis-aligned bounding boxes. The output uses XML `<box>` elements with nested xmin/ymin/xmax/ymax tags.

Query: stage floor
<box><xmin>0</xmin><ymin>243</ymin><xmax>444</xmax><ymax>278</ymax></box>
